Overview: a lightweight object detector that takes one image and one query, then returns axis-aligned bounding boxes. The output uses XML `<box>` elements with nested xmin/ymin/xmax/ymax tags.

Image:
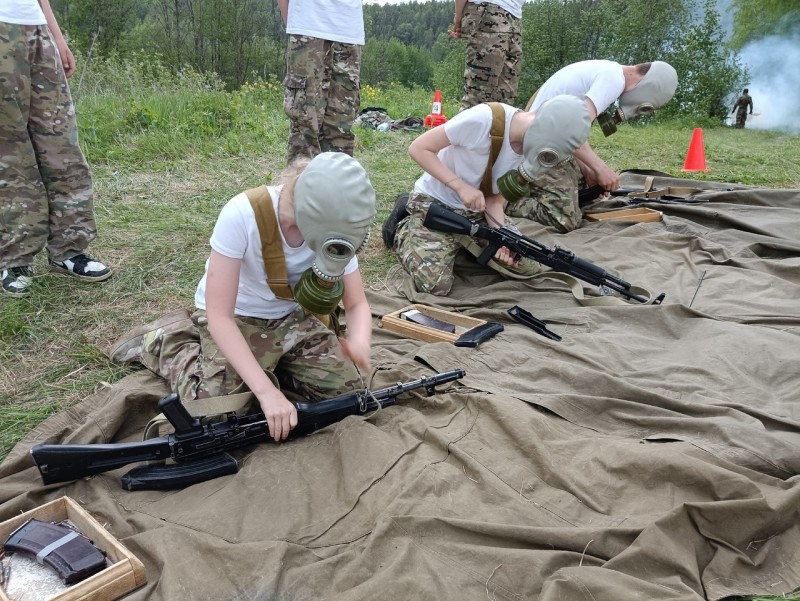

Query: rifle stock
<box><xmin>31</xmin><ymin>369</ymin><xmax>466</xmax><ymax>486</ymax></box>
<box><xmin>423</xmin><ymin>203</ymin><xmax>662</xmax><ymax>304</ymax></box>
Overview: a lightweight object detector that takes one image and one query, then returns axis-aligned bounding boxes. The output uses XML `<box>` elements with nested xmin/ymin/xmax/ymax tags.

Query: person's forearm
<box><xmin>454</xmin><ymin>0</ymin><xmax>468</xmax><ymax>23</ymax></box>
<box><xmin>344</xmin><ymin>298</ymin><xmax>372</xmax><ymax>349</ymax></box>
<box><xmin>277</xmin><ymin>0</ymin><xmax>289</xmax><ymax>25</ymax></box>
<box><xmin>412</xmin><ymin>148</ymin><xmax>462</xmax><ymax>191</ymax></box>
<box><xmin>39</xmin><ymin>0</ymin><xmax>67</xmax><ymax>46</ymax></box>
<box><xmin>573</xmin><ymin>142</ymin><xmax>605</xmax><ymax>174</ymax></box>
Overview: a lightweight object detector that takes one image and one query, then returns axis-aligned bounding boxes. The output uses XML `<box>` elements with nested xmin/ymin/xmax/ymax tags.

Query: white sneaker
<box><xmin>1</xmin><ymin>266</ymin><xmax>34</xmax><ymax>297</ymax></box>
<box><xmin>49</xmin><ymin>253</ymin><xmax>112</xmax><ymax>282</ymax></box>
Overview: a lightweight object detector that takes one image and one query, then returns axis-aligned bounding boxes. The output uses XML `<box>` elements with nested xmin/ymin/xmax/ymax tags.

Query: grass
<box><xmin>1</xmin><ymin>68</ymin><xmax>799</xmax><ymax>601</ymax></box>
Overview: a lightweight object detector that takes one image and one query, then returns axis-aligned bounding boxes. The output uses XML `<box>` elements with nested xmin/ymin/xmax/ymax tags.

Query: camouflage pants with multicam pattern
<box><xmin>139</xmin><ymin>308</ymin><xmax>362</xmax><ymax>403</ymax></box>
<box><xmin>0</xmin><ymin>23</ymin><xmax>95</xmax><ymax>269</ymax></box>
<box><xmin>505</xmin><ymin>158</ymin><xmax>584</xmax><ymax>233</ymax></box>
<box><xmin>393</xmin><ymin>194</ymin><xmax>539</xmax><ymax>296</ymax></box>
<box><xmin>460</xmin><ymin>2</ymin><xmax>522</xmax><ymax>110</ymax></box>
<box><xmin>283</xmin><ymin>35</ymin><xmax>361</xmax><ymax>165</ymax></box>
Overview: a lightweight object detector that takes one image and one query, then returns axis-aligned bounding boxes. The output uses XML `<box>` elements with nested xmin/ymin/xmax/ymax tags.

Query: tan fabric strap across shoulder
<box><xmin>481</xmin><ymin>102</ymin><xmax>506</xmax><ymax>197</ymax></box>
<box><xmin>245</xmin><ymin>185</ymin><xmax>293</xmax><ymax>300</ymax></box>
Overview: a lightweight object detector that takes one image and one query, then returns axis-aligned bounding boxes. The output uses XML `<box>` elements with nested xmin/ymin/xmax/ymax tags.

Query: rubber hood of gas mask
<box><xmin>619</xmin><ymin>61</ymin><xmax>678</xmax><ymax>120</ymax></box>
<box><xmin>294</xmin><ymin>152</ymin><xmax>377</xmax><ymax>253</ymax></box>
<box><xmin>519</xmin><ymin>95</ymin><xmax>591</xmax><ymax>181</ymax></box>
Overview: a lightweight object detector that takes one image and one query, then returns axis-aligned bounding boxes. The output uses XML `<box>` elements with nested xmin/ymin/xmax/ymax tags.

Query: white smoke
<box><xmin>734</xmin><ymin>26</ymin><xmax>800</xmax><ymax>134</ymax></box>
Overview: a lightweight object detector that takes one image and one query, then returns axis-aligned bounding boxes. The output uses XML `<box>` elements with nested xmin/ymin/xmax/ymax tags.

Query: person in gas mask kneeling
<box><xmin>110</xmin><ymin>153</ymin><xmax>376</xmax><ymax>442</ymax></box>
<box><xmin>508</xmin><ymin>60</ymin><xmax>678</xmax><ymax>233</ymax></box>
<box><xmin>389</xmin><ymin>95</ymin><xmax>590</xmax><ymax>296</ymax></box>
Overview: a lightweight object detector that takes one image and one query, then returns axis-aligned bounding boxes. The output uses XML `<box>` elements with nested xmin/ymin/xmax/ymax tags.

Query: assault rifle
<box><xmin>423</xmin><ymin>203</ymin><xmax>664</xmax><ymax>304</ymax></box>
<box><xmin>31</xmin><ymin>369</ymin><xmax>466</xmax><ymax>490</ymax></box>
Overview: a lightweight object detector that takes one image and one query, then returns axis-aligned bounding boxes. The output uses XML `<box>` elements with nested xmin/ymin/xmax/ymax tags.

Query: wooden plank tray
<box><xmin>585</xmin><ymin>207</ymin><xmax>663</xmax><ymax>222</ymax></box>
<box><xmin>0</xmin><ymin>496</ymin><xmax>146</xmax><ymax>601</ymax></box>
<box><xmin>380</xmin><ymin>304</ymin><xmax>487</xmax><ymax>344</ymax></box>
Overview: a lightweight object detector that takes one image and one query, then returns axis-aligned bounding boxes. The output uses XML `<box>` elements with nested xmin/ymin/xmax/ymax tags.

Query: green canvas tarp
<box><xmin>2</xmin><ymin>172</ymin><xmax>799</xmax><ymax>600</ymax></box>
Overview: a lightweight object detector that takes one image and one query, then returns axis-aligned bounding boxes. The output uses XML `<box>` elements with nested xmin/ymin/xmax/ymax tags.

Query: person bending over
<box><xmin>507</xmin><ymin>60</ymin><xmax>678</xmax><ymax>233</ymax></box>
<box><xmin>111</xmin><ymin>153</ymin><xmax>376</xmax><ymax>441</ymax></box>
<box><xmin>390</xmin><ymin>95</ymin><xmax>590</xmax><ymax>296</ymax></box>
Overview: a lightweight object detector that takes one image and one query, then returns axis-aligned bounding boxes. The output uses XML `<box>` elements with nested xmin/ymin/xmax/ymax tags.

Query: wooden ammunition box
<box><xmin>0</xmin><ymin>496</ymin><xmax>146</xmax><ymax>601</ymax></box>
<box><xmin>585</xmin><ymin>207</ymin><xmax>663</xmax><ymax>222</ymax></box>
<box><xmin>380</xmin><ymin>304</ymin><xmax>487</xmax><ymax>344</ymax></box>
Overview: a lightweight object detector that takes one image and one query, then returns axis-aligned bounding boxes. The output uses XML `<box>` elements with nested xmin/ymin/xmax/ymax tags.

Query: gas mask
<box><xmin>597</xmin><ymin>61</ymin><xmax>678</xmax><ymax>136</ymax></box>
<box><xmin>498</xmin><ymin>95</ymin><xmax>591</xmax><ymax>205</ymax></box>
<box><xmin>293</xmin><ymin>152</ymin><xmax>376</xmax><ymax>315</ymax></box>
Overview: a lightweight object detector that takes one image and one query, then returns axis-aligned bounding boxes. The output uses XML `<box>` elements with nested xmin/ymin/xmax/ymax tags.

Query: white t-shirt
<box><xmin>530</xmin><ymin>60</ymin><xmax>625</xmax><ymax>115</ymax></box>
<box><xmin>471</xmin><ymin>0</ymin><xmax>524</xmax><ymax>20</ymax></box>
<box><xmin>414</xmin><ymin>103</ymin><xmax>523</xmax><ymax>210</ymax></box>
<box><xmin>286</xmin><ymin>0</ymin><xmax>365</xmax><ymax>45</ymax></box>
<box><xmin>195</xmin><ymin>187</ymin><xmax>359</xmax><ymax>320</ymax></box>
<box><xmin>0</xmin><ymin>0</ymin><xmax>46</xmax><ymax>25</ymax></box>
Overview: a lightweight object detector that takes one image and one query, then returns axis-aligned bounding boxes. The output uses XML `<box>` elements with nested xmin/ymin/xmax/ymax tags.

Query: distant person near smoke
<box><xmin>731</xmin><ymin>88</ymin><xmax>754</xmax><ymax>129</ymax></box>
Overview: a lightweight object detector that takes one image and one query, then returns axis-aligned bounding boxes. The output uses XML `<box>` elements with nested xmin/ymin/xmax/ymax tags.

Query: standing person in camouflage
<box><xmin>731</xmin><ymin>88</ymin><xmax>753</xmax><ymax>129</ymax></box>
<box><xmin>111</xmin><ymin>153</ymin><xmax>376</xmax><ymax>442</ymax></box>
<box><xmin>450</xmin><ymin>0</ymin><xmax>523</xmax><ymax>110</ymax></box>
<box><xmin>507</xmin><ymin>60</ymin><xmax>678</xmax><ymax>233</ymax></box>
<box><xmin>279</xmin><ymin>0</ymin><xmax>363</xmax><ymax>164</ymax></box>
<box><xmin>0</xmin><ymin>0</ymin><xmax>111</xmax><ymax>297</ymax></box>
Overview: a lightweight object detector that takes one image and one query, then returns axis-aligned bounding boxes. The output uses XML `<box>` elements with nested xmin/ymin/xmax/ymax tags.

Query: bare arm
<box><xmin>204</xmin><ymin>250</ymin><xmax>297</xmax><ymax>441</ymax></box>
<box><xmin>571</xmin><ymin>97</ymin><xmax>618</xmax><ymax>191</ymax></box>
<box><xmin>38</xmin><ymin>0</ymin><xmax>75</xmax><ymax>77</ymax></box>
<box><xmin>277</xmin><ymin>0</ymin><xmax>289</xmax><ymax>26</ymax></box>
<box><xmin>408</xmin><ymin>126</ymin><xmax>486</xmax><ymax>211</ymax></box>
<box><xmin>338</xmin><ymin>270</ymin><xmax>372</xmax><ymax>371</ymax></box>
<box><xmin>450</xmin><ymin>0</ymin><xmax>468</xmax><ymax>39</ymax></box>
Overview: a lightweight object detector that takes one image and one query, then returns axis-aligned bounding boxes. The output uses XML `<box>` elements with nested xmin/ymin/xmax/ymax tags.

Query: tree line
<box><xmin>54</xmin><ymin>0</ymin><xmax>764</xmax><ymax>120</ymax></box>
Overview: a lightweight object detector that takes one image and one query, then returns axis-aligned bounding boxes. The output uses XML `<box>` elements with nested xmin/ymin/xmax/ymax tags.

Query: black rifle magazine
<box><xmin>454</xmin><ymin>322</ymin><xmax>504</xmax><ymax>347</ymax></box>
<box><xmin>120</xmin><ymin>452</ymin><xmax>239</xmax><ymax>491</ymax></box>
<box><xmin>4</xmin><ymin>518</ymin><xmax>107</xmax><ymax>584</ymax></box>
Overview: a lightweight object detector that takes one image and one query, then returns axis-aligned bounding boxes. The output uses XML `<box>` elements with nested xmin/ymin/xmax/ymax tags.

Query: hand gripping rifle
<box><xmin>423</xmin><ymin>203</ymin><xmax>664</xmax><ymax>304</ymax></box>
<box><xmin>31</xmin><ymin>369</ymin><xmax>466</xmax><ymax>490</ymax></box>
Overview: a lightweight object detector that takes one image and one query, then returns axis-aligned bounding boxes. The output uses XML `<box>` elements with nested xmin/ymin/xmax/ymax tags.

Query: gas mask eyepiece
<box><xmin>292</xmin><ymin>152</ymin><xmax>376</xmax><ymax>315</ymax></box>
<box><xmin>498</xmin><ymin>95</ymin><xmax>591</xmax><ymax>204</ymax></box>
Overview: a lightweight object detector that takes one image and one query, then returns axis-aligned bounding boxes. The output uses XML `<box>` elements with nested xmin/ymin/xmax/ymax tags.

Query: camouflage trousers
<box><xmin>0</xmin><ymin>23</ymin><xmax>95</xmax><ymax>269</ymax></box>
<box><xmin>139</xmin><ymin>307</ymin><xmax>361</xmax><ymax>403</ymax></box>
<box><xmin>460</xmin><ymin>2</ymin><xmax>522</xmax><ymax>110</ymax></box>
<box><xmin>505</xmin><ymin>158</ymin><xmax>584</xmax><ymax>233</ymax></box>
<box><xmin>734</xmin><ymin>109</ymin><xmax>748</xmax><ymax>128</ymax></box>
<box><xmin>394</xmin><ymin>194</ymin><xmax>539</xmax><ymax>296</ymax></box>
<box><xmin>283</xmin><ymin>35</ymin><xmax>361</xmax><ymax>165</ymax></box>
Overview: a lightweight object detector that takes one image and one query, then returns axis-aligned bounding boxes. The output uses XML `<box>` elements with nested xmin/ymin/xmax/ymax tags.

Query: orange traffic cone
<box><xmin>424</xmin><ymin>89</ymin><xmax>447</xmax><ymax>128</ymax></box>
<box><xmin>682</xmin><ymin>128</ymin><xmax>708</xmax><ymax>172</ymax></box>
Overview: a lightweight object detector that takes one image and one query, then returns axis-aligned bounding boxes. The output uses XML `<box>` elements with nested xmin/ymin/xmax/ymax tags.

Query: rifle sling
<box><xmin>245</xmin><ymin>184</ymin><xmax>332</xmax><ymax>328</ymax></box>
<box><xmin>532</xmin><ymin>272</ymin><xmax>657</xmax><ymax>306</ymax></box>
<box><xmin>245</xmin><ymin>185</ymin><xmax>293</xmax><ymax>300</ymax></box>
<box><xmin>480</xmin><ymin>102</ymin><xmax>506</xmax><ymax>197</ymax></box>
<box><xmin>143</xmin><ymin>391</ymin><xmax>256</xmax><ymax>441</ymax></box>
<box><xmin>457</xmin><ymin>233</ymin><xmax>657</xmax><ymax>305</ymax></box>
<box><xmin>627</xmin><ymin>176</ymin><xmax>704</xmax><ymax>201</ymax></box>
